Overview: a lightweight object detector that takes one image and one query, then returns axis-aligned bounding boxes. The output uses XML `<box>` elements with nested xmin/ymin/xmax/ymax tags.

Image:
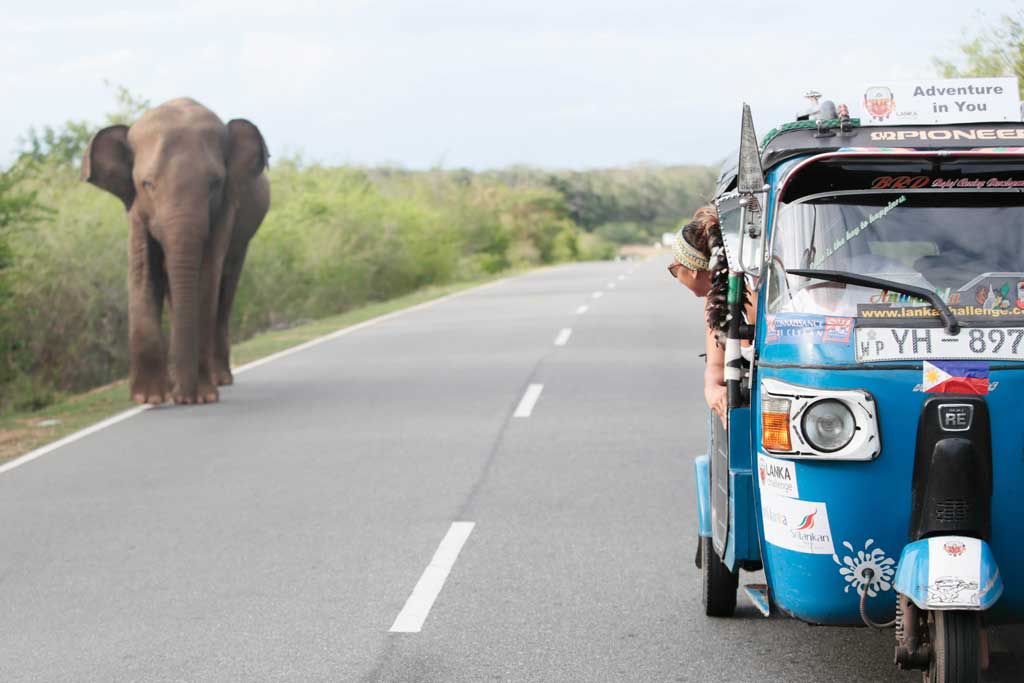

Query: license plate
<box><xmin>855</xmin><ymin>327</ymin><xmax>1024</xmax><ymax>362</ymax></box>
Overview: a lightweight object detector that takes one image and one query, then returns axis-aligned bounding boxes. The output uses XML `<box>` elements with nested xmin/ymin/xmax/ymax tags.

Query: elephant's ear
<box><xmin>227</xmin><ymin>119</ymin><xmax>269</xmax><ymax>177</ymax></box>
<box><xmin>81</xmin><ymin>125</ymin><xmax>135</xmax><ymax>209</ymax></box>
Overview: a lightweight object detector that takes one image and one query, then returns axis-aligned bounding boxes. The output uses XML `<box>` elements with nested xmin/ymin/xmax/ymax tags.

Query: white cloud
<box><xmin>237</xmin><ymin>32</ymin><xmax>338</xmax><ymax>95</ymax></box>
<box><xmin>55</xmin><ymin>49</ymin><xmax>137</xmax><ymax>75</ymax></box>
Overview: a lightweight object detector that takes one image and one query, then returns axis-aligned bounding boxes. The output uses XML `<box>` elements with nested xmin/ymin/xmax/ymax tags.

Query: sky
<box><xmin>0</xmin><ymin>1</ymin><xmax>1009</xmax><ymax>169</ymax></box>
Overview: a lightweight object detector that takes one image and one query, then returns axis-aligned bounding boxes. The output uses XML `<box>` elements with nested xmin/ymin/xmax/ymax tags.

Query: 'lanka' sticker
<box><xmin>757</xmin><ymin>453</ymin><xmax>799</xmax><ymax>498</ymax></box>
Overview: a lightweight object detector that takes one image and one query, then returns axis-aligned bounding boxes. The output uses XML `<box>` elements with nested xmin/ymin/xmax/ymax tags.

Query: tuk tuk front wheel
<box><xmin>700</xmin><ymin>535</ymin><xmax>737</xmax><ymax>617</ymax></box>
<box><xmin>927</xmin><ymin>611</ymin><xmax>980</xmax><ymax>683</ymax></box>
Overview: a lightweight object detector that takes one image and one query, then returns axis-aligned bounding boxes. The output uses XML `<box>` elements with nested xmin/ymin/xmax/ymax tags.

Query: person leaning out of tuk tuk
<box><xmin>669</xmin><ymin>207</ymin><xmax>755</xmax><ymax>422</ymax></box>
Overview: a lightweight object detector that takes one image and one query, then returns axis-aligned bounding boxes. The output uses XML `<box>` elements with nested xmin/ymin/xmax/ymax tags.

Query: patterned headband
<box><xmin>673</xmin><ymin>223</ymin><xmax>710</xmax><ymax>271</ymax></box>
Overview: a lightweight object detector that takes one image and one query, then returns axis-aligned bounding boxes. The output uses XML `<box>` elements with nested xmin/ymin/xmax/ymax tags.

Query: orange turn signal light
<box><xmin>761</xmin><ymin>396</ymin><xmax>792</xmax><ymax>452</ymax></box>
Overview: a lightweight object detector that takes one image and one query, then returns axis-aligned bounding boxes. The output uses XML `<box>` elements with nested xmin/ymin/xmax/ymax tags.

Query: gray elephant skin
<box><xmin>82</xmin><ymin>98</ymin><xmax>270</xmax><ymax>405</ymax></box>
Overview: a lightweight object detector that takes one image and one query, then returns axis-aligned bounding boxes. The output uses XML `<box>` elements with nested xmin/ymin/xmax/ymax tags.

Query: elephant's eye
<box><xmin>141</xmin><ymin>179</ymin><xmax>154</xmax><ymax>190</ymax></box>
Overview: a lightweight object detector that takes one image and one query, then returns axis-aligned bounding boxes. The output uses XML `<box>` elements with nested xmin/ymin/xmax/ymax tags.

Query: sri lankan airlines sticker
<box><xmin>757</xmin><ymin>453</ymin><xmax>799</xmax><ymax>498</ymax></box>
<box><xmin>761</xmin><ymin>493</ymin><xmax>835</xmax><ymax>555</ymax></box>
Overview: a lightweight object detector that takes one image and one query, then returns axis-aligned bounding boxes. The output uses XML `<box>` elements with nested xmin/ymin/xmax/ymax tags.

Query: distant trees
<box><xmin>935</xmin><ymin>9</ymin><xmax>1024</xmax><ymax>97</ymax></box>
<box><xmin>17</xmin><ymin>83</ymin><xmax>149</xmax><ymax>165</ymax></box>
<box><xmin>486</xmin><ymin>164</ymin><xmax>718</xmax><ymax>244</ymax></box>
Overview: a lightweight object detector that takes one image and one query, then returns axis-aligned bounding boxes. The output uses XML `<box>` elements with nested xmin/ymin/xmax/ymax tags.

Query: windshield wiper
<box><xmin>786</xmin><ymin>269</ymin><xmax>960</xmax><ymax>335</ymax></box>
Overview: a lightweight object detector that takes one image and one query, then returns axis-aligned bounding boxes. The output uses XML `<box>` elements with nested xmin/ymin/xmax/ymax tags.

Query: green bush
<box><xmin>594</xmin><ymin>221</ymin><xmax>651</xmax><ymax>245</ymax></box>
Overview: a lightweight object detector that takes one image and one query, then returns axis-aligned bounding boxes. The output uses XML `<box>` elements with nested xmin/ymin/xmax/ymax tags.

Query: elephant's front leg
<box><xmin>196</xmin><ymin>230</ymin><xmax>229</xmax><ymax>402</ymax></box>
<box><xmin>213</xmin><ymin>244</ymin><xmax>250</xmax><ymax>386</ymax></box>
<box><xmin>128</xmin><ymin>222</ymin><xmax>169</xmax><ymax>404</ymax></box>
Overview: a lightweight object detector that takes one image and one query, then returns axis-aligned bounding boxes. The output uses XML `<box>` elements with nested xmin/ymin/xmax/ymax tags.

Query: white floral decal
<box><xmin>832</xmin><ymin>539</ymin><xmax>896</xmax><ymax>597</ymax></box>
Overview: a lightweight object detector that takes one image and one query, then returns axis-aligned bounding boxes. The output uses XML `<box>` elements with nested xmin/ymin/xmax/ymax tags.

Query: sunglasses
<box><xmin>668</xmin><ymin>262</ymin><xmax>686</xmax><ymax>279</ymax></box>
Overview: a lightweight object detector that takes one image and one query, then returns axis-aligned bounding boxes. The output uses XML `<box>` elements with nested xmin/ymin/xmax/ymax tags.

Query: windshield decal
<box><xmin>859</xmin><ymin>276</ymin><xmax>1024</xmax><ymax>321</ymax></box>
<box><xmin>870</xmin><ymin>289</ymin><xmax>961</xmax><ymax>305</ymax></box>
<box><xmin>859</xmin><ymin>303</ymin><xmax>1024</xmax><ymax>321</ymax></box>
<box><xmin>765</xmin><ymin>314</ymin><xmax>854</xmax><ymax>345</ymax></box>
<box><xmin>871</xmin><ymin>176</ymin><xmax>1024</xmax><ymax>190</ymax></box>
<box><xmin>932</xmin><ymin>177</ymin><xmax>1024</xmax><ymax>189</ymax></box>
<box><xmin>811</xmin><ymin>195</ymin><xmax>906</xmax><ymax>268</ymax></box>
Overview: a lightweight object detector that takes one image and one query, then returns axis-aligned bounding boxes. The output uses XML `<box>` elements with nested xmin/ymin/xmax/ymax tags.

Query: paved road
<box><xmin>1</xmin><ymin>258</ymin><xmax>1021</xmax><ymax>682</ymax></box>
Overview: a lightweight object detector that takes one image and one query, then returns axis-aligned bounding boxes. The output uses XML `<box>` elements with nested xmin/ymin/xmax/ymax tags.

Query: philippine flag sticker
<box><xmin>922</xmin><ymin>361</ymin><xmax>989</xmax><ymax>394</ymax></box>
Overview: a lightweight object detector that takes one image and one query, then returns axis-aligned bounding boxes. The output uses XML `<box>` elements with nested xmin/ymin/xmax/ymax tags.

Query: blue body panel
<box><xmin>743</xmin><ymin>160</ymin><xmax>1024</xmax><ymax>625</ymax></box>
<box><xmin>725</xmin><ymin>469</ymin><xmax>758</xmax><ymax>569</ymax></box>
<box><xmin>725</xmin><ymin>408</ymin><xmax>760</xmax><ymax>569</ymax></box>
<box><xmin>694</xmin><ymin>455</ymin><xmax>711</xmax><ymax>538</ymax></box>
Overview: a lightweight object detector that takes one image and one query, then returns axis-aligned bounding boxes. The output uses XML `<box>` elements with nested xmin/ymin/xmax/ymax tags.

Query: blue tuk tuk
<box><xmin>694</xmin><ymin>100</ymin><xmax>1024</xmax><ymax>681</ymax></box>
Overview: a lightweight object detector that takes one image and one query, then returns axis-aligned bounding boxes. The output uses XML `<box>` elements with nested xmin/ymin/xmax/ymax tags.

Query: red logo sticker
<box><xmin>824</xmin><ymin>317</ymin><xmax>853</xmax><ymax>343</ymax></box>
<box><xmin>944</xmin><ymin>542</ymin><xmax>967</xmax><ymax>557</ymax></box>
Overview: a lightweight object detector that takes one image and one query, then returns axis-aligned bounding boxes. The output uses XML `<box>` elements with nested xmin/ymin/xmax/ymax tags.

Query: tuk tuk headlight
<box><xmin>801</xmin><ymin>399</ymin><xmax>856</xmax><ymax>452</ymax></box>
<box><xmin>760</xmin><ymin>378</ymin><xmax>880</xmax><ymax>460</ymax></box>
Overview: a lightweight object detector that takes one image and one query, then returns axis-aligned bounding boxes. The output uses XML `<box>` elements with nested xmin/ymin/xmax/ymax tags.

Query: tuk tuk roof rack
<box><xmin>714</xmin><ymin>119</ymin><xmax>1024</xmax><ymax>199</ymax></box>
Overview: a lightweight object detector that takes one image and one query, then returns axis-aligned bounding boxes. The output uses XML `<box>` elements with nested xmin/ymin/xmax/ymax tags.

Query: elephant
<box><xmin>82</xmin><ymin>98</ymin><xmax>270</xmax><ymax>405</ymax></box>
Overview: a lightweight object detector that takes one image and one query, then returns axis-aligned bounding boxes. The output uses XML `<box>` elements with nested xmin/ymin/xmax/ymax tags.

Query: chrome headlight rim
<box><xmin>800</xmin><ymin>398</ymin><xmax>856</xmax><ymax>453</ymax></box>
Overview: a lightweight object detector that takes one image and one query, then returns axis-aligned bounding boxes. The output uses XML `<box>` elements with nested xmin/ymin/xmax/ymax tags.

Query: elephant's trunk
<box><xmin>162</xmin><ymin>214</ymin><xmax>209</xmax><ymax>402</ymax></box>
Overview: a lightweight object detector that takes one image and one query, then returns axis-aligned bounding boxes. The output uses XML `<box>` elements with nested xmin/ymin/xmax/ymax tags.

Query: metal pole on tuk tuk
<box><xmin>726</xmin><ymin>103</ymin><xmax>763</xmax><ymax>411</ymax></box>
<box><xmin>724</xmin><ymin>272</ymin><xmax>744</xmax><ymax>409</ymax></box>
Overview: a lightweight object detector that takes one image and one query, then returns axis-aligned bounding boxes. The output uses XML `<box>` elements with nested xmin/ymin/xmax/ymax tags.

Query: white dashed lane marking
<box><xmin>513</xmin><ymin>384</ymin><xmax>544</xmax><ymax>418</ymax></box>
<box><xmin>390</xmin><ymin>522</ymin><xmax>476</xmax><ymax>633</ymax></box>
<box><xmin>575</xmin><ymin>305</ymin><xmax>589</xmax><ymax>315</ymax></box>
<box><xmin>554</xmin><ymin>328</ymin><xmax>572</xmax><ymax>346</ymax></box>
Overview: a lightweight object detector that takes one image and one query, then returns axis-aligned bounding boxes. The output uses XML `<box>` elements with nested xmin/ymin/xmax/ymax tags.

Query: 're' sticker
<box><xmin>757</xmin><ymin>453</ymin><xmax>799</xmax><ymax>498</ymax></box>
<box><xmin>761</xmin><ymin>493</ymin><xmax>835</xmax><ymax>555</ymax></box>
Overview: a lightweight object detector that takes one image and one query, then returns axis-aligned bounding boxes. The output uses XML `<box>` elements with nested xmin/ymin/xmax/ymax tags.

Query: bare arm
<box><xmin>703</xmin><ymin>283</ymin><xmax>756</xmax><ymax>423</ymax></box>
<box><xmin>704</xmin><ymin>312</ymin><xmax>727</xmax><ymax>422</ymax></box>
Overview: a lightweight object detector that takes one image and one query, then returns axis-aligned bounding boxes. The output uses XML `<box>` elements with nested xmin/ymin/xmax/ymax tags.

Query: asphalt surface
<box><xmin>1</xmin><ymin>257</ymin><xmax>1022</xmax><ymax>682</ymax></box>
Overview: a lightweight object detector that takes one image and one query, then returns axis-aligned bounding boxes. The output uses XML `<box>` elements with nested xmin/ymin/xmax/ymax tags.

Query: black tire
<box><xmin>927</xmin><ymin>611</ymin><xmax>980</xmax><ymax>683</ymax></box>
<box><xmin>701</xmin><ymin>535</ymin><xmax>738</xmax><ymax>617</ymax></box>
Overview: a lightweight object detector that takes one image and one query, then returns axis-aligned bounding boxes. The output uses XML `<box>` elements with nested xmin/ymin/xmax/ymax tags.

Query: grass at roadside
<box><xmin>0</xmin><ymin>270</ymin><xmax>528</xmax><ymax>465</ymax></box>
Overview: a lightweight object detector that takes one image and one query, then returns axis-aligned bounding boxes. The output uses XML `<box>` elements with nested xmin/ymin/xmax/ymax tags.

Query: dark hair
<box><xmin>692</xmin><ymin>205</ymin><xmax>749</xmax><ymax>340</ymax></box>
<box><xmin>681</xmin><ymin>221</ymin><xmax>709</xmax><ymax>256</ymax></box>
<box><xmin>681</xmin><ymin>206</ymin><xmax>718</xmax><ymax>257</ymax></box>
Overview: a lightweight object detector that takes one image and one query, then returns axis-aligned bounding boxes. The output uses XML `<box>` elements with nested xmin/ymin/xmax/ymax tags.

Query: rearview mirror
<box><xmin>736</xmin><ymin>104</ymin><xmax>767</xmax><ymax>278</ymax></box>
<box><xmin>737</xmin><ymin>104</ymin><xmax>765</xmax><ymax>196</ymax></box>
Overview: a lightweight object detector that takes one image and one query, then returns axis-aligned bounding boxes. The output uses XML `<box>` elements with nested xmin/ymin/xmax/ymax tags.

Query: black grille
<box><xmin>935</xmin><ymin>499</ymin><xmax>972</xmax><ymax>523</ymax></box>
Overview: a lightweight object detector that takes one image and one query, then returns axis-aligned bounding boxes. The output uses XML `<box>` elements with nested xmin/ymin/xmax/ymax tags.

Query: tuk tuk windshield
<box><xmin>767</xmin><ymin>191</ymin><xmax>1024</xmax><ymax>318</ymax></box>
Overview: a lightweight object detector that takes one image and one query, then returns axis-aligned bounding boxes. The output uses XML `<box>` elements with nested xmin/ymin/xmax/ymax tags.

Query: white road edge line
<box><xmin>513</xmin><ymin>383</ymin><xmax>544</xmax><ymax>418</ymax></box>
<box><xmin>591</xmin><ymin>291</ymin><xmax>603</xmax><ymax>299</ymax></box>
<box><xmin>390</xmin><ymin>521</ymin><xmax>475</xmax><ymax>633</ymax></box>
<box><xmin>0</xmin><ymin>407</ymin><xmax>149</xmax><ymax>476</ymax></box>
<box><xmin>0</xmin><ymin>275</ymin><xmax>519</xmax><ymax>478</ymax></box>
<box><xmin>575</xmin><ymin>305</ymin><xmax>589</xmax><ymax>315</ymax></box>
<box><xmin>554</xmin><ymin>328</ymin><xmax>572</xmax><ymax>346</ymax></box>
